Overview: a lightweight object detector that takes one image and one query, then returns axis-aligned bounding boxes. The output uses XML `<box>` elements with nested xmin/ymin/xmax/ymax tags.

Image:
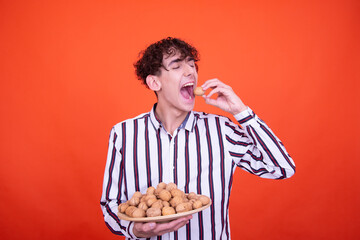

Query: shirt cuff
<box><xmin>233</xmin><ymin>107</ymin><xmax>256</xmax><ymax>126</ymax></box>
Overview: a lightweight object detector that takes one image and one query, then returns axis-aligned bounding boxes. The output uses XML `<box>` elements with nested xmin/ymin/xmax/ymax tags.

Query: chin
<box><xmin>182</xmin><ymin>102</ymin><xmax>195</xmax><ymax>112</ymax></box>
<box><xmin>177</xmin><ymin>96</ymin><xmax>195</xmax><ymax>112</ymax></box>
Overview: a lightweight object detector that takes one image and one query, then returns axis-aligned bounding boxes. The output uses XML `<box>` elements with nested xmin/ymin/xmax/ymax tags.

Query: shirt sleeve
<box><xmin>225</xmin><ymin>107</ymin><xmax>296</xmax><ymax>179</ymax></box>
<box><xmin>100</xmin><ymin>126</ymin><xmax>136</xmax><ymax>238</ymax></box>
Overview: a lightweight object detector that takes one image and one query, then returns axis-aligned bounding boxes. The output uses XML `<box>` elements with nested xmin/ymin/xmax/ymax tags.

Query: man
<box><xmin>100</xmin><ymin>37</ymin><xmax>295</xmax><ymax>239</ymax></box>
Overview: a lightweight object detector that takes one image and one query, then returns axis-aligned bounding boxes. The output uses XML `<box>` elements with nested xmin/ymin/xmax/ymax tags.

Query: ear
<box><xmin>146</xmin><ymin>75</ymin><xmax>161</xmax><ymax>91</ymax></box>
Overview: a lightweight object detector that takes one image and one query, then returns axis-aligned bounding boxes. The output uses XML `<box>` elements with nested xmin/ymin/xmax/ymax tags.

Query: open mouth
<box><xmin>180</xmin><ymin>82</ymin><xmax>195</xmax><ymax>100</ymax></box>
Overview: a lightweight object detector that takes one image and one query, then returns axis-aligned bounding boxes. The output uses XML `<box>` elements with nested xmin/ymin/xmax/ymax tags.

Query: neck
<box><xmin>155</xmin><ymin>103</ymin><xmax>189</xmax><ymax>136</ymax></box>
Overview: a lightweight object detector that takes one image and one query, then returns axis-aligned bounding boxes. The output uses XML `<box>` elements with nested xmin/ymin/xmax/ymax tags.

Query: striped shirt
<box><xmin>100</xmin><ymin>105</ymin><xmax>295</xmax><ymax>240</ymax></box>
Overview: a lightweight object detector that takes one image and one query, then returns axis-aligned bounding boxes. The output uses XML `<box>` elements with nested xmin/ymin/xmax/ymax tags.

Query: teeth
<box><xmin>183</xmin><ymin>83</ymin><xmax>194</xmax><ymax>87</ymax></box>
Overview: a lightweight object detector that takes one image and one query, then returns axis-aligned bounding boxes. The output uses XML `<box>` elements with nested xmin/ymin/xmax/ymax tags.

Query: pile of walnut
<box><xmin>118</xmin><ymin>182</ymin><xmax>211</xmax><ymax>218</ymax></box>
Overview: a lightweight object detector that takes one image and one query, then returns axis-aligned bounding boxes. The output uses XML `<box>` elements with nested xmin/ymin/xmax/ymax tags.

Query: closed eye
<box><xmin>168</xmin><ymin>58</ymin><xmax>182</xmax><ymax>68</ymax></box>
<box><xmin>187</xmin><ymin>62</ymin><xmax>195</xmax><ymax>68</ymax></box>
<box><xmin>186</xmin><ymin>58</ymin><xmax>195</xmax><ymax>67</ymax></box>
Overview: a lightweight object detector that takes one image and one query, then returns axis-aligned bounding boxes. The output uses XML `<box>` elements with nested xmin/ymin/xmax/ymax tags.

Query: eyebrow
<box><xmin>167</xmin><ymin>57</ymin><xmax>194</xmax><ymax>67</ymax></box>
<box><xmin>167</xmin><ymin>58</ymin><xmax>183</xmax><ymax>67</ymax></box>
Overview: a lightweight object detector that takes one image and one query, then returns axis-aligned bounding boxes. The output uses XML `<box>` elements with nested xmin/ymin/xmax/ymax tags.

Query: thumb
<box><xmin>203</xmin><ymin>96</ymin><xmax>218</xmax><ymax>107</ymax></box>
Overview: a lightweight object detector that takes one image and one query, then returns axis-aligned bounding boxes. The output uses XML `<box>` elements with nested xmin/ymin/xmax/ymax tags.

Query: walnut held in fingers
<box><xmin>193</xmin><ymin>86</ymin><xmax>205</xmax><ymax>96</ymax></box>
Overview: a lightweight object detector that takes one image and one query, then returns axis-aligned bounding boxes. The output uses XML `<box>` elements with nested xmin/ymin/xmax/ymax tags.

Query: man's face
<box><xmin>156</xmin><ymin>50</ymin><xmax>198</xmax><ymax>113</ymax></box>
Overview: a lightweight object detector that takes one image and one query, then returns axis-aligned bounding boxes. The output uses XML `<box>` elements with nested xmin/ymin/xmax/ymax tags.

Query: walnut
<box><xmin>137</xmin><ymin>201</ymin><xmax>148</xmax><ymax>211</ymax></box>
<box><xmin>193</xmin><ymin>86</ymin><xmax>205</xmax><ymax>96</ymax></box>
<box><xmin>146</xmin><ymin>207</ymin><xmax>161</xmax><ymax>217</ymax></box>
<box><xmin>125</xmin><ymin>206</ymin><xmax>137</xmax><ymax>217</ymax></box>
<box><xmin>187</xmin><ymin>192</ymin><xmax>198</xmax><ymax>200</ymax></box>
<box><xmin>198</xmin><ymin>195</ymin><xmax>210</xmax><ymax>205</ymax></box>
<box><xmin>146</xmin><ymin>186</ymin><xmax>155</xmax><ymax>195</ymax></box>
<box><xmin>165</xmin><ymin>182</ymin><xmax>177</xmax><ymax>192</ymax></box>
<box><xmin>162</xmin><ymin>206</ymin><xmax>176</xmax><ymax>216</ymax></box>
<box><xmin>171</xmin><ymin>189</ymin><xmax>185</xmax><ymax>198</ymax></box>
<box><xmin>170</xmin><ymin>196</ymin><xmax>183</xmax><ymax>208</ymax></box>
<box><xmin>132</xmin><ymin>191</ymin><xmax>142</xmax><ymax>199</ymax></box>
<box><xmin>146</xmin><ymin>196</ymin><xmax>157</xmax><ymax>207</ymax></box>
<box><xmin>176</xmin><ymin>202</ymin><xmax>192</xmax><ymax>213</ymax></box>
<box><xmin>157</xmin><ymin>182</ymin><xmax>166</xmax><ymax>189</ymax></box>
<box><xmin>159</xmin><ymin>189</ymin><xmax>172</xmax><ymax>201</ymax></box>
<box><xmin>118</xmin><ymin>202</ymin><xmax>129</xmax><ymax>213</ymax></box>
<box><xmin>193</xmin><ymin>200</ymin><xmax>203</xmax><ymax>209</ymax></box>
<box><xmin>132</xmin><ymin>208</ymin><xmax>146</xmax><ymax>218</ymax></box>
<box><xmin>128</xmin><ymin>197</ymin><xmax>140</xmax><ymax>206</ymax></box>
<box><xmin>151</xmin><ymin>200</ymin><xmax>164</xmax><ymax>209</ymax></box>
<box><xmin>162</xmin><ymin>200</ymin><xmax>170</xmax><ymax>207</ymax></box>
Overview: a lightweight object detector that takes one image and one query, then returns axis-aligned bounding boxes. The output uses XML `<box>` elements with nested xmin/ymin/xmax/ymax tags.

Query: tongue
<box><xmin>180</xmin><ymin>86</ymin><xmax>193</xmax><ymax>99</ymax></box>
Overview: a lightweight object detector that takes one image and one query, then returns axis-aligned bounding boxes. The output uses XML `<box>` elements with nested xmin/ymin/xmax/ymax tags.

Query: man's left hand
<box><xmin>201</xmin><ymin>78</ymin><xmax>247</xmax><ymax>115</ymax></box>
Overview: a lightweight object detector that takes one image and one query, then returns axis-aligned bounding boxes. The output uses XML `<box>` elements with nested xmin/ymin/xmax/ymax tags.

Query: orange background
<box><xmin>1</xmin><ymin>0</ymin><xmax>359</xmax><ymax>239</ymax></box>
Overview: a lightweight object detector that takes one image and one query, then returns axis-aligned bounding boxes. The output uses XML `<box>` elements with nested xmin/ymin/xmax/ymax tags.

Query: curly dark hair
<box><xmin>134</xmin><ymin>37</ymin><xmax>200</xmax><ymax>86</ymax></box>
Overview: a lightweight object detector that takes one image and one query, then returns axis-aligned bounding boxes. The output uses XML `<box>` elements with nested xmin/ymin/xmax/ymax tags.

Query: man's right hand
<box><xmin>133</xmin><ymin>215</ymin><xmax>192</xmax><ymax>238</ymax></box>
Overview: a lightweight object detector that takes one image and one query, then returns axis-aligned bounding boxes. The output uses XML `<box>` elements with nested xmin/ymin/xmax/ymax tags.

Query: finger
<box><xmin>172</xmin><ymin>215</ymin><xmax>192</xmax><ymax>229</ymax></box>
<box><xmin>173</xmin><ymin>219</ymin><xmax>191</xmax><ymax>231</ymax></box>
<box><xmin>157</xmin><ymin>222</ymin><xmax>188</xmax><ymax>236</ymax></box>
<box><xmin>203</xmin><ymin>82</ymin><xmax>231</xmax><ymax>93</ymax></box>
<box><xmin>202</xmin><ymin>78</ymin><xmax>229</xmax><ymax>90</ymax></box>
<box><xmin>202</xmin><ymin>79</ymin><xmax>221</xmax><ymax>90</ymax></box>
<box><xmin>142</xmin><ymin>222</ymin><xmax>157</xmax><ymax>232</ymax></box>
<box><xmin>160</xmin><ymin>216</ymin><xmax>190</xmax><ymax>230</ymax></box>
<box><xmin>156</xmin><ymin>216</ymin><xmax>191</xmax><ymax>231</ymax></box>
<box><xmin>201</xmin><ymin>78</ymin><xmax>221</xmax><ymax>90</ymax></box>
<box><xmin>203</xmin><ymin>96</ymin><xmax>220</xmax><ymax>107</ymax></box>
<box><xmin>156</xmin><ymin>216</ymin><xmax>192</xmax><ymax>235</ymax></box>
<box><xmin>133</xmin><ymin>222</ymin><xmax>154</xmax><ymax>238</ymax></box>
<box><xmin>205</xmin><ymin>86</ymin><xmax>229</xmax><ymax>99</ymax></box>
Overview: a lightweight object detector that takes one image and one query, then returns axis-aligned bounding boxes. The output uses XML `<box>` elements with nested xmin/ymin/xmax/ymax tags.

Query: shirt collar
<box><xmin>149</xmin><ymin>104</ymin><xmax>196</xmax><ymax>132</ymax></box>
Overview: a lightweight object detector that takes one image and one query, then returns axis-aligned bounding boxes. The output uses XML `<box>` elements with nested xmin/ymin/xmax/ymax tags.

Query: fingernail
<box><xmin>149</xmin><ymin>223</ymin><xmax>156</xmax><ymax>229</ymax></box>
